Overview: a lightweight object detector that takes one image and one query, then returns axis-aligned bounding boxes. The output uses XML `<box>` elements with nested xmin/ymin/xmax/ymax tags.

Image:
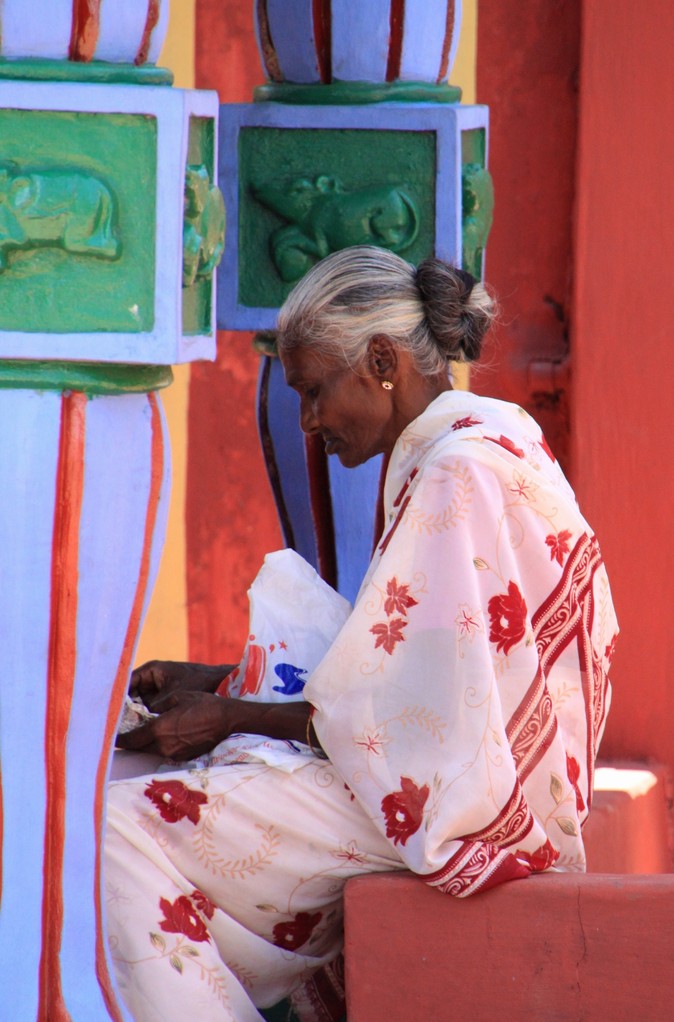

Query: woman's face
<box><xmin>280</xmin><ymin>345</ymin><xmax>396</xmax><ymax>468</ymax></box>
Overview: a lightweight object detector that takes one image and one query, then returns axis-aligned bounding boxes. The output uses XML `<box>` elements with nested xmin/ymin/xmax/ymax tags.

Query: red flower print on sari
<box><xmin>488</xmin><ymin>581</ymin><xmax>528</xmax><ymax>655</ymax></box>
<box><xmin>604</xmin><ymin>635</ymin><xmax>617</xmax><ymax>665</ymax></box>
<box><xmin>191</xmin><ymin>889</ymin><xmax>215</xmax><ymax>920</ymax></box>
<box><xmin>545</xmin><ymin>529</ymin><xmax>573</xmax><ymax>566</ymax></box>
<box><xmin>485</xmin><ymin>434</ymin><xmax>525</xmax><ymax>459</ymax></box>
<box><xmin>451</xmin><ymin>414</ymin><xmax>483</xmax><ymax>431</ymax></box>
<box><xmin>273</xmin><ymin>911</ymin><xmax>323</xmax><ymax>951</ymax></box>
<box><xmin>144</xmin><ymin>778</ymin><xmax>207</xmax><ymax>825</ymax></box>
<box><xmin>566</xmin><ymin>753</ymin><xmax>585</xmax><ymax>813</ymax></box>
<box><xmin>159</xmin><ymin>895</ymin><xmax>210</xmax><ymax>942</ymax></box>
<box><xmin>371</xmin><ymin>617</ymin><xmax>407</xmax><ymax>655</ymax></box>
<box><xmin>381</xmin><ymin>776</ymin><xmax>430</xmax><ymax>846</ymax></box>
<box><xmin>517</xmin><ymin>839</ymin><xmax>560</xmax><ymax>872</ymax></box>
<box><xmin>384</xmin><ymin>577</ymin><xmax>418</xmax><ymax>617</ymax></box>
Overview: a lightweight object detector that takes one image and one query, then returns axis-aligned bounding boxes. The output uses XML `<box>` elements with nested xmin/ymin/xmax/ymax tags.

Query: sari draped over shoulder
<box><xmin>306</xmin><ymin>390</ymin><xmax>618</xmax><ymax>896</ymax></box>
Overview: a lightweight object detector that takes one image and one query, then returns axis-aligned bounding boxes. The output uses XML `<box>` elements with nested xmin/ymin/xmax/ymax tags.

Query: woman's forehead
<box><xmin>280</xmin><ymin>345</ymin><xmax>333</xmax><ymax>385</ymax></box>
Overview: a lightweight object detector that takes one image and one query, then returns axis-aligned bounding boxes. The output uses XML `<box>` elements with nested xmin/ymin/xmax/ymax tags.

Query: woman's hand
<box><xmin>116</xmin><ymin>695</ymin><xmax>318</xmax><ymax>763</ymax></box>
<box><xmin>130</xmin><ymin>660</ymin><xmax>238</xmax><ymax>711</ymax></box>
<box><xmin>116</xmin><ymin>690</ymin><xmax>236</xmax><ymax>760</ymax></box>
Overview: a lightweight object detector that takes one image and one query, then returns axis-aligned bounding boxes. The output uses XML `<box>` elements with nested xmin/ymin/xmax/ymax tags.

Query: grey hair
<box><xmin>276</xmin><ymin>245</ymin><xmax>495</xmax><ymax>376</ymax></box>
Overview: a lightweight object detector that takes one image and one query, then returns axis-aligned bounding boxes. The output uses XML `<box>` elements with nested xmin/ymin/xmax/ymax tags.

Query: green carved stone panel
<box><xmin>238</xmin><ymin>127</ymin><xmax>436</xmax><ymax>309</ymax></box>
<box><xmin>0</xmin><ymin>109</ymin><xmax>156</xmax><ymax>334</ymax></box>
<box><xmin>461</xmin><ymin>128</ymin><xmax>493</xmax><ymax>279</ymax></box>
<box><xmin>182</xmin><ymin>115</ymin><xmax>224</xmax><ymax>337</ymax></box>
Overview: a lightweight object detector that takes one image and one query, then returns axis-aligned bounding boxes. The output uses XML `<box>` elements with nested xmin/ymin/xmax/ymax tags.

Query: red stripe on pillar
<box><xmin>93</xmin><ymin>393</ymin><xmax>164</xmax><ymax>1020</ymax></box>
<box><xmin>386</xmin><ymin>0</ymin><xmax>405</xmax><ymax>82</ymax></box>
<box><xmin>38</xmin><ymin>391</ymin><xmax>87</xmax><ymax>1022</ymax></box>
<box><xmin>256</xmin><ymin>0</ymin><xmax>284</xmax><ymax>82</ymax></box>
<box><xmin>312</xmin><ymin>0</ymin><xmax>332</xmax><ymax>83</ymax></box>
<box><xmin>135</xmin><ymin>0</ymin><xmax>161</xmax><ymax>65</ymax></box>
<box><xmin>69</xmin><ymin>0</ymin><xmax>101</xmax><ymax>61</ymax></box>
<box><xmin>437</xmin><ymin>0</ymin><xmax>456</xmax><ymax>82</ymax></box>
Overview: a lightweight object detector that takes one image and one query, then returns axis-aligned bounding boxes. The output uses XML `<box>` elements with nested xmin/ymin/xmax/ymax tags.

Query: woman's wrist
<box><xmin>229</xmin><ymin>699</ymin><xmax>316</xmax><ymax>748</ymax></box>
<box><xmin>196</xmin><ymin>663</ymin><xmax>239</xmax><ymax>693</ymax></box>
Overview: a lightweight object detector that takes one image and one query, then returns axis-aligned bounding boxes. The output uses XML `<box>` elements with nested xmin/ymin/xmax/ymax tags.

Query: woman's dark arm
<box><xmin>116</xmin><ymin>692</ymin><xmax>321</xmax><ymax>762</ymax></box>
<box><xmin>130</xmin><ymin>660</ymin><xmax>239</xmax><ymax>709</ymax></box>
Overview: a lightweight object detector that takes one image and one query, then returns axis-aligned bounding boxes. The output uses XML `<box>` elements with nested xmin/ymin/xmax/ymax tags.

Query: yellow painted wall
<box><xmin>453</xmin><ymin>0</ymin><xmax>477</xmax><ymax>104</ymax></box>
<box><xmin>450</xmin><ymin>0</ymin><xmax>477</xmax><ymax>390</ymax></box>
<box><xmin>135</xmin><ymin>1</ymin><xmax>195</xmax><ymax>666</ymax></box>
<box><xmin>135</xmin><ymin>0</ymin><xmax>478</xmax><ymax>664</ymax></box>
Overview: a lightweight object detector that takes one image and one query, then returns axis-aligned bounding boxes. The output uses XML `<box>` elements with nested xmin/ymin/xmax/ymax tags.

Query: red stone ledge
<box><xmin>584</xmin><ymin>762</ymin><xmax>673</xmax><ymax>873</ymax></box>
<box><xmin>344</xmin><ymin>871</ymin><xmax>674</xmax><ymax>1021</ymax></box>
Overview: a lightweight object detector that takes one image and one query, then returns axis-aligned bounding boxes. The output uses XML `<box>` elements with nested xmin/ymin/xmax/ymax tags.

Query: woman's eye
<box><xmin>306</xmin><ymin>388</ymin><xmax>319</xmax><ymax>400</ymax></box>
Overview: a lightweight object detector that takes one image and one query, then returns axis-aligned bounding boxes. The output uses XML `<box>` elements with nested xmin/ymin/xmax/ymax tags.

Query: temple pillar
<box><xmin>0</xmin><ymin>4</ymin><xmax>224</xmax><ymax>1017</ymax></box>
<box><xmin>217</xmin><ymin>0</ymin><xmax>492</xmax><ymax>602</ymax></box>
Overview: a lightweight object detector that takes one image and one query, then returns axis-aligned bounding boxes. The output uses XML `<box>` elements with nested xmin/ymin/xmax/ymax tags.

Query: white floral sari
<box><xmin>105</xmin><ymin>391</ymin><xmax>617</xmax><ymax>1020</ymax></box>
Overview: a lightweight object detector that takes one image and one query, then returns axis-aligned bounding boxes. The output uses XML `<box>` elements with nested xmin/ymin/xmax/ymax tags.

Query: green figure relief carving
<box><xmin>183</xmin><ymin>164</ymin><xmax>225</xmax><ymax>287</ymax></box>
<box><xmin>0</xmin><ymin>161</ymin><xmax>120</xmax><ymax>272</ymax></box>
<box><xmin>0</xmin><ymin>108</ymin><xmax>156</xmax><ymax>335</ymax></box>
<box><xmin>461</xmin><ymin>162</ymin><xmax>494</xmax><ymax>279</ymax></box>
<box><xmin>251</xmin><ymin>174</ymin><xmax>420</xmax><ymax>283</ymax></box>
<box><xmin>460</xmin><ymin>128</ymin><xmax>492</xmax><ymax>280</ymax></box>
<box><xmin>182</xmin><ymin>116</ymin><xmax>220</xmax><ymax>336</ymax></box>
<box><xmin>239</xmin><ymin>128</ymin><xmax>436</xmax><ymax>307</ymax></box>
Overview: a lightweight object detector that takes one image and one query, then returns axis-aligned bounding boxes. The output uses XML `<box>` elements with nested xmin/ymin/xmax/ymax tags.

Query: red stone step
<box><xmin>584</xmin><ymin>761</ymin><xmax>672</xmax><ymax>873</ymax></box>
<box><xmin>344</xmin><ymin>871</ymin><xmax>674</xmax><ymax>1021</ymax></box>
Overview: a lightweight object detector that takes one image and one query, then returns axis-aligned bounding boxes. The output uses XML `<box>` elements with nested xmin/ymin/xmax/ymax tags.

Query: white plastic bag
<box><xmin>178</xmin><ymin>549</ymin><xmax>351</xmax><ymax>772</ymax></box>
<box><xmin>220</xmin><ymin>548</ymin><xmax>351</xmax><ymax>703</ymax></box>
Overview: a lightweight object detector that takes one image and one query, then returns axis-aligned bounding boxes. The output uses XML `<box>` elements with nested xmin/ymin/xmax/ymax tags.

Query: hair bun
<box><xmin>414</xmin><ymin>258</ymin><xmax>493</xmax><ymax>363</ymax></box>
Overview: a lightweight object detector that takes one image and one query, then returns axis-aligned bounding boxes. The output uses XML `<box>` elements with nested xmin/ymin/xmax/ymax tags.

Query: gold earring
<box><xmin>381</xmin><ymin>380</ymin><xmax>394</xmax><ymax>391</ymax></box>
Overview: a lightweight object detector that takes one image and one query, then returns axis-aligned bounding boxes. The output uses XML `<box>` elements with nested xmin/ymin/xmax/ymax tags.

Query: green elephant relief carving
<box><xmin>0</xmin><ymin>161</ymin><xmax>120</xmax><ymax>271</ymax></box>
<box><xmin>183</xmin><ymin>164</ymin><xmax>226</xmax><ymax>288</ymax></box>
<box><xmin>251</xmin><ymin>174</ymin><xmax>420</xmax><ymax>283</ymax></box>
<box><xmin>462</xmin><ymin>162</ymin><xmax>494</xmax><ymax>279</ymax></box>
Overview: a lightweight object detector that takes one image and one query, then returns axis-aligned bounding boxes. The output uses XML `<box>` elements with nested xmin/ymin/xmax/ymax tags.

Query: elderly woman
<box><xmin>106</xmin><ymin>246</ymin><xmax>617</xmax><ymax>1021</ymax></box>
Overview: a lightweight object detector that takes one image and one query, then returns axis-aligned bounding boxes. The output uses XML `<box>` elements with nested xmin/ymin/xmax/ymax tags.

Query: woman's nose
<box><xmin>299</xmin><ymin>397</ymin><xmax>319</xmax><ymax>435</ymax></box>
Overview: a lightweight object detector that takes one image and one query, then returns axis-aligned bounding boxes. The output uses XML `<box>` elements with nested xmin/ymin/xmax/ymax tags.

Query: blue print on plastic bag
<box><xmin>272</xmin><ymin>663</ymin><xmax>308</xmax><ymax>696</ymax></box>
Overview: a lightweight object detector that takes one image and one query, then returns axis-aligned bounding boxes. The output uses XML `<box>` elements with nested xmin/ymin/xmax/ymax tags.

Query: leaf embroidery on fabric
<box><xmin>451</xmin><ymin>414</ymin><xmax>483</xmax><ymax>431</ymax></box>
<box><xmin>517</xmin><ymin>838</ymin><xmax>560</xmax><ymax>872</ymax></box>
<box><xmin>508</xmin><ymin>470</ymin><xmax>538</xmax><ymax>501</ymax></box>
<box><xmin>370</xmin><ymin>617</ymin><xmax>408</xmax><ymax>655</ymax></box>
<box><xmin>455</xmin><ymin>604</ymin><xmax>483</xmax><ymax>639</ymax></box>
<box><xmin>384</xmin><ymin>577</ymin><xmax>419</xmax><ymax>616</ymax></box>
<box><xmin>484</xmin><ymin>434</ymin><xmax>525</xmax><ymax>459</ymax></box>
<box><xmin>381</xmin><ymin>776</ymin><xmax>430</xmax><ymax>846</ymax></box>
<box><xmin>545</xmin><ymin>529</ymin><xmax>573</xmax><ymax>566</ymax></box>
<box><xmin>354</xmin><ymin>729</ymin><xmax>387</xmax><ymax>755</ymax></box>
<box><xmin>404</xmin><ymin>461</ymin><xmax>473</xmax><ymax>532</ymax></box>
<box><xmin>332</xmin><ymin>841</ymin><xmax>369</xmax><ymax>865</ymax></box>
<box><xmin>550</xmin><ymin>773</ymin><xmax>564</xmax><ymax>805</ymax></box>
<box><xmin>194</xmin><ymin>817</ymin><xmax>281</xmax><ymax>879</ymax></box>
<box><xmin>566</xmin><ymin>752</ymin><xmax>586</xmax><ymax>812</ymax></box>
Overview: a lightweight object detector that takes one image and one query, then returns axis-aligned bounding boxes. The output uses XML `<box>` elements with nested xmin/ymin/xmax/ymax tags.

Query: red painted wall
<box><xmin>571</xmin><ymin>1</ymin><xmax>674</xmax><ymax>770</ymax></box>
<box><xmin>475</xmin><ymin>1</ymin><xmax>580</xmax><ymax>471</ymax></box>
<box><xmin>189</xmin><ymin>0</ymin><xmax>282</xmax><ymax>661</ymax></box>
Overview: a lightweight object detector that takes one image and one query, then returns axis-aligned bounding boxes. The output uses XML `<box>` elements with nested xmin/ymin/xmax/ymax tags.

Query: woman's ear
<box><xmin>368</xmin><ymin>334</ymin><xmax>399</xmax><ymax>382</ymax></box>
